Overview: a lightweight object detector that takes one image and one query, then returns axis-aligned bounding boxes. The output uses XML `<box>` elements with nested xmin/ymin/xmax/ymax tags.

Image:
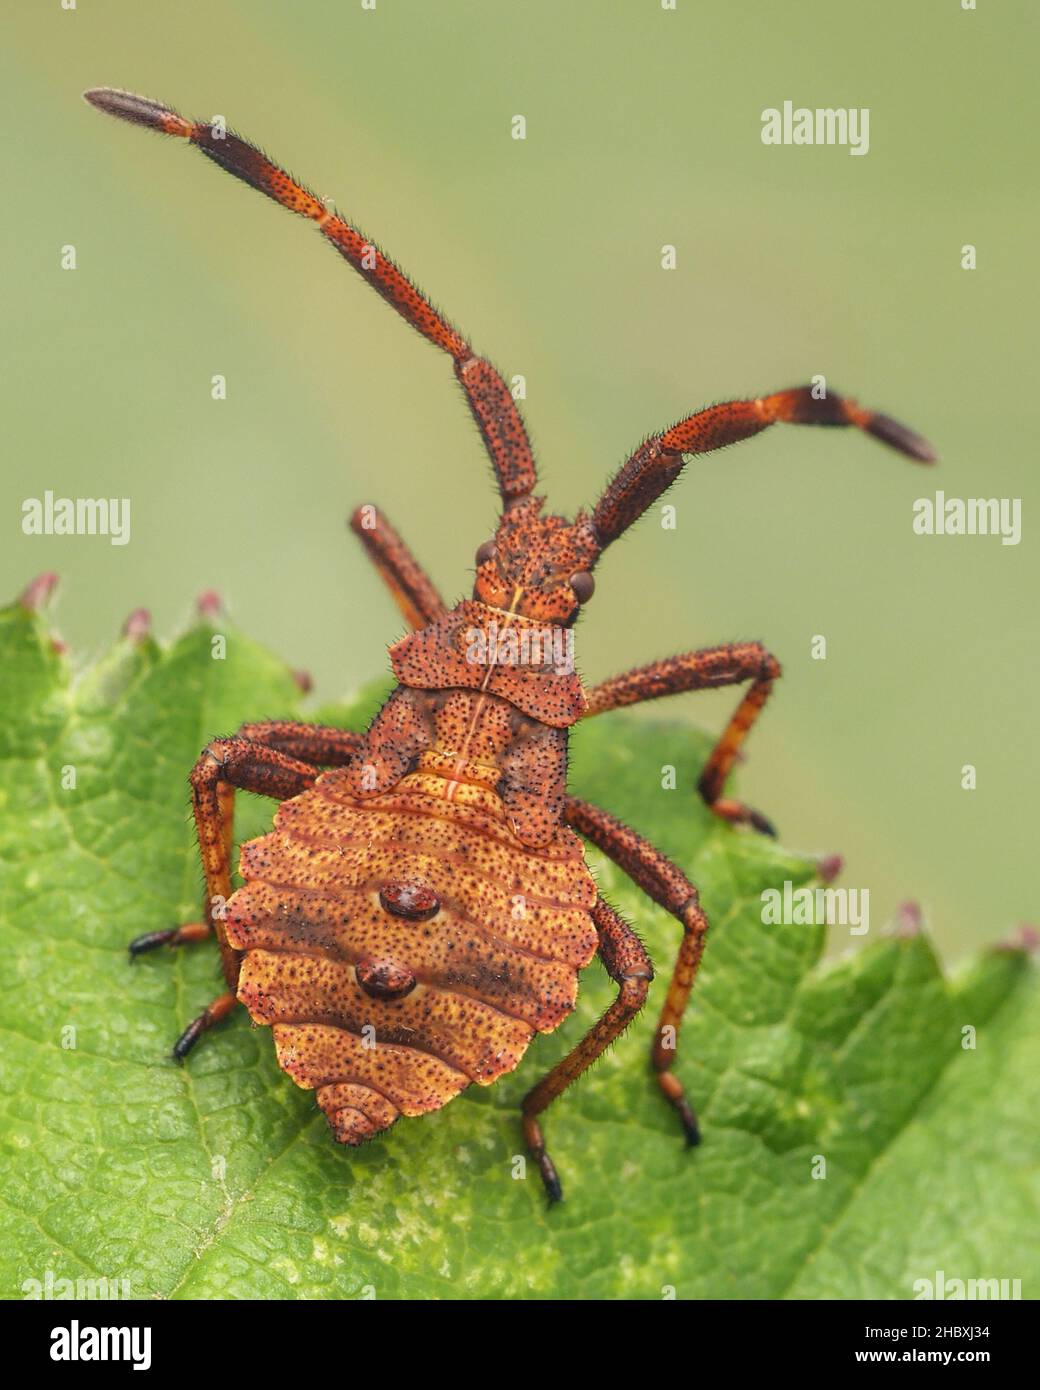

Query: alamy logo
<box><xmin>22</xmin><ymin>491</ymin><xmax>131</xmax><ymax>546</ymax></box>
<box><xmin>761</xmin><ymin>101</ymin><xmax>869</xmax><ymax>156</ymax></box>
<box><xmin>22</xmin><ymin>1268</ymin><xmax>131</xmax><ymax>1300</ymax></box>
<box><xmin>465</xmin><ymin>621</ymin><xmax>574</xmax><ymax>673</ymax></box>
<box><xmin>913</xmin><ymin>1270</ymin><xmax>1021</xmax><ymax>1300</ymax></box>
<box><xmin>913</xmin><ymin>491</ymin><xmax>1021</xmax><ymax>545</ymax></box>
<box><xmin>50</xmin><ymin>1320</ymin><xmax>151</xmax><ymax>1370</ymax></box>
<box><xmin>761</xmin><ymin>880</ymin><xmax>869</xmax><ymax>935</ymax></box>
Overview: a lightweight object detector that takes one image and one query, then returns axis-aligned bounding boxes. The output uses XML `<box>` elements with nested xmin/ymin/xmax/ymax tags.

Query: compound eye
<box><xmin>569</xmin><ymin>570</ymin><xmax>595</xmax><ymax>603</ymax></box>
<box><xmin>475</xmin><ymin>539</ymin><xmax>497</xmax><ymax>566</ymax></box>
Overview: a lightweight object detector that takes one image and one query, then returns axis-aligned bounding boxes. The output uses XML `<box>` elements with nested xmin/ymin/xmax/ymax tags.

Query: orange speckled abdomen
<box><xmin>224</xmin><ymin>755</ymin><xmax>598</xmax><ymax>1145</ymax></box>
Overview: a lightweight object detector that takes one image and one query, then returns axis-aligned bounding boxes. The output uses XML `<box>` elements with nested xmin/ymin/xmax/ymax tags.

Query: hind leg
<box><xmin>565</xmin><ymin>797</ymin><xmax>709</xmax><ymax>1145</ymax></box>
<box><xmin>521</xmin><ymin>897</ymin><xmax>652</xmax><ymax>1202</ymax></box>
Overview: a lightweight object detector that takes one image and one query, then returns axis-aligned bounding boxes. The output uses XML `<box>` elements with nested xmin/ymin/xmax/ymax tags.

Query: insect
<box><xmin>86</xmin><ymin>87</ymin><xmax>936</xmax><ymax>1201</ymax></box>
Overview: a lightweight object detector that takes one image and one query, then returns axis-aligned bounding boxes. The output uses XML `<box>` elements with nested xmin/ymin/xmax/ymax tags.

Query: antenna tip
<box><xmin>84</xmin><ymin>87</ymin><xmax>193</xmax><ymax>138</ymax></box>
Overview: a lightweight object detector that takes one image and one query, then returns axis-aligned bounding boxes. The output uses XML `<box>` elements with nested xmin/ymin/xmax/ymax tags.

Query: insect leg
<box><xmin>348</xmin><ymin>505</ymin><xmax>446</xmax><ymax>629</ymax></box>
<box><xmin>582</xmin><ymin>642</ymin><xmax>781</xmax><ymax>834</ymax></box>
<box><xmin>172</xmin><ymin>991</ymin><xmax>238</xmax><ymax>1062</ymax></box>
<box><xmin>233</xmin><ymin>721</ymin><xmax>364</xmax><ymax>765</ymax></box>
<box><xmin>130</xmin><ymin>723</ymin><xmax>363</xmax><ymax>962</ymax></box>
<box><xmin>591</xmin><ymin>385</ymin><xmax>936</xmax><ymax>546</ymax></box>
<box><xmin>564</xmin><ymin>797</ymin><xmax>708</xmax><ymax>1146</ymax></box>
<box><xmin>135</xmin><ymin>738</ymin><xmax>321</xmax><ymax>1060</ymax></box>
<box><xmin>83</xmin><ymin>88</ymin><xmax>536</xmax><ymax>504</ymax></box>
<box><xmin>521</xmin><ymin>897</ymin><xmax>652</xmax><ymax>1203</ymax></box>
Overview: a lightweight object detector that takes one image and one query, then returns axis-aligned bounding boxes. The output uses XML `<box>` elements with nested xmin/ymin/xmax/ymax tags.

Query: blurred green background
<box><xmin>4</xmin><ymin>0</ymin><xmax>1036</xmax><ymax>958</ymax></box>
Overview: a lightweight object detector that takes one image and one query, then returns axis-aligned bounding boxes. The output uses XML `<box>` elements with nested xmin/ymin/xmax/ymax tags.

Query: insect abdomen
<box><xmin>224</xmin><ymin>760</ymin><xmax>598</xmax><ymax>1144</ymax></box>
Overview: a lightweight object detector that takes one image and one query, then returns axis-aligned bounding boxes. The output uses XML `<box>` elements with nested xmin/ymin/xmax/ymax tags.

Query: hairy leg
<box><xmin>130</xmin><ymin>721</ymin><xmax>363</xmax><ymax>959</ymax></box>
<box><xmin>349</xmin><ymin>504</ymin><xmax>446</xmax><ymax>630</ymax></box>
<box><xmin>131</xmin><ymin>724</ymin><xmax>363</xmax><ymax>1059</ymax></box>
<box><xmin>565</xmin><ymin>797</ymin><xmax>709</xmax><ymax>1145</ymax></box>
<box><xmin>583</xmin><ymin>641</ymin><xmax>781</xmax><ymax>833</ymax></box>
<box><xmin>521</xmin><ymin>896</ymin><xmax>652</xmax><ymax>1202</ymax></box>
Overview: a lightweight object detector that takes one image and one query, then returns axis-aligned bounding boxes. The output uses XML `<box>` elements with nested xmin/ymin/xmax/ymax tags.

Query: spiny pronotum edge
<box><xmin>85</xmin><ymin>87</ymin><xmax>936</xmax><ymax>1202</ymax></box>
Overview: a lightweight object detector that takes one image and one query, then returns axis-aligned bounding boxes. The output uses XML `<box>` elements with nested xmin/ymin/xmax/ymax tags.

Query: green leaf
<box><xmin>0</xmin><ymin>593</ymin><xmax>1035</xmax><ymax>1301</ymax></box>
